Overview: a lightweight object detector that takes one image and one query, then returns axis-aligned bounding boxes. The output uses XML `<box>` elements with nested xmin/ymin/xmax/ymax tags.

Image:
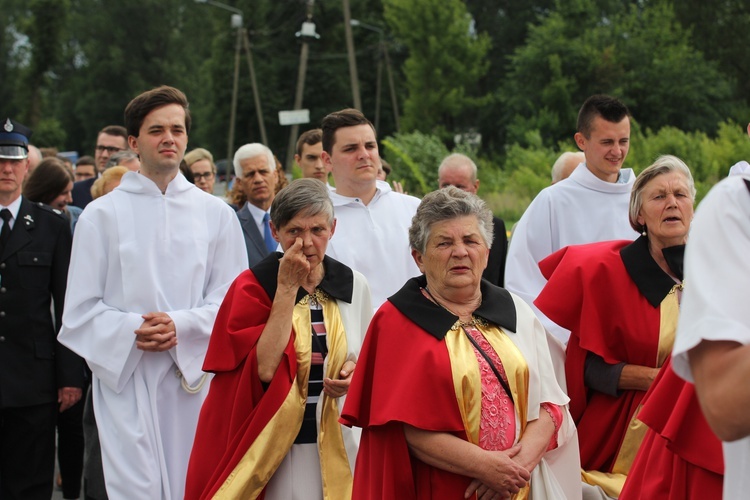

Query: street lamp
<box><xmin>350</xmin><ymin>19</ymin><xmax>400</xmax><ymax>132</ymax></box>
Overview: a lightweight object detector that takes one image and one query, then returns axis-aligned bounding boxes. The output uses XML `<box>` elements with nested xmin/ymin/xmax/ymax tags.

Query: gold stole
<box><xmin>317</xmin><ymin>298</ymin><xmax>353</xmax><ymax>500</ymax></box>
<box><xmin>444</xmin><ymin>323</ymin><xmax>531</xmax><ymax>500</ymax></box>
<box><xmin>213</xmin><ymin>295</ymin><xmax>352</xmax><ymax>499</ymax></box>
<box><xmin>581</xmin><ymin>283</ymin><xmax>681</xmax><ymax>498</ymax></box>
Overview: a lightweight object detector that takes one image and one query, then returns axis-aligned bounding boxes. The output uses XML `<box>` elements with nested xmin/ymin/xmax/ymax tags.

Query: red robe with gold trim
<box><xmin>341</xmin><ymin>275</ymin><xmax>575</xmax><ymax>499</ymax></box>
<box><xmin>342</xmin><ymin>300</ymin><xmax>472</xmax><ymax>499</ymax></box>
<box><xmin>185</xmin><ymin>265</ymin><xmax>297</xmax><ymax>500</ymax></box>
<box><xmin>619</xmin><ymin>358</ymin><xmax>723</xmax><ymax>498</ymax></box>
<box><xmin>535</xmin><ymin>238</ymin><xmax>666</xmax><ymax>473</ymax></box>
<box><xmin>185</xmin><ymin>254</ymin><xmax>367</xmax><ymax>500</ymax></box>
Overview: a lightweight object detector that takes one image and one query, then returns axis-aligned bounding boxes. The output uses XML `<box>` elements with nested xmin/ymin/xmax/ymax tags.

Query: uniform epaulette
<box><xmin>34</xmin><ymin>201</ymin><xmax>67</xmax><ymax>218</ymax></box>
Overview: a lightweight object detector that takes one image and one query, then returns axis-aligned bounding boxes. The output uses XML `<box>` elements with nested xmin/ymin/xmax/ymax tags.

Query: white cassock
<box><xmin>673</xmin><ymin>174</ymin><xmax>750</xmax><ymax>499</ymax></box>
<box><xmin>505</xmin><ymin>164</ymin><xmax>638</xmax><ymax>343</ymax></box>
<box><xmin>59</xmin><ymin>172</ymin><xmax>248</xmax><ymax>500</ymax></box>
<box><xmin>326</xmin><ymin>180</ymin><xmax>420</xmax><ymax>309</ymax></box>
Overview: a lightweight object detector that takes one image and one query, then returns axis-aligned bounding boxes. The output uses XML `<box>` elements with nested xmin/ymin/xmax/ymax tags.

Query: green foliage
<box><xmin>383</xmin><ymin>0</ymin><xmax>490</xmax><ymax>137</ymax></box>
<box><xmin>501</xmin><ymin>0</ymin><xmax>736</xmax><ymax>148</ymax></box>
<box><xmin>31</xmin><ymin>117</ymin><xmax>67</xmax><ymax>148</ymax></box>
<box><xmin>381</xmin><ymin>131</ymin><xmax>449</xmax><ymax>196</ymax></box>
<box><xmin>673</xmin><ymin>0</ymin><xmax>750</xmax><ymax>121</ymax></box>
<box><xmin>495</xmin><ymin>121</ymin><xmax>750</xmax><ymax>225</ymax></box>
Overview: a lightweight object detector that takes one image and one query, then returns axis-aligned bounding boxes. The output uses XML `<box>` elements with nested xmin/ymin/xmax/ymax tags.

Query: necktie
<box><xmin>263</xmin><ymin>212</ymin><xmax>276</xmax><ymax>253</ymax></box>
<box><xmin>0</xmin><ymin>209</ymin><xmax>11</xmax><ymax>251</ymax></box>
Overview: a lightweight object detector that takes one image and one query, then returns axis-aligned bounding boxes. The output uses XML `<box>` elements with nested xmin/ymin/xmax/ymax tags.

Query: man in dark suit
<box><xmin>0</xmin><ymin>118</ymin><xmax>84</xmax><ymax>499</ymax></box>
<box><xmin>233</xmin><ymin>143</ymin><xmax>279</xmax><ymax>267</ymax></box>
<box><xmin>71</xmin><ymin>125</ymin><xmax>128</xmax><ymax>208</ymax></box>
<box><xmin>438</xmin><ymin>153</ymin><xmax>508</xmax><ymax>287</ymax></box>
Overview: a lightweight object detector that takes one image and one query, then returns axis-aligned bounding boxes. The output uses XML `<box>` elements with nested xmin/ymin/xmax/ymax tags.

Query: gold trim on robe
<box><xmin>318</xmin><ymin>298</ymin><xmax>353</xmax><ymax>500</ymax></box>
<box><xmin>214</xmin><ymin>294</ymin><xmax>352</xmax><ymax>499</ymax></box>
<box><xmin>444</xmin><ymin>322</ymin><xmax>531</xmax><ymax>500</ymax></box>
<box><xmin>583</xmin><ymin>283</ymin><xmax>681</xmax><ymax>498</ymax></box>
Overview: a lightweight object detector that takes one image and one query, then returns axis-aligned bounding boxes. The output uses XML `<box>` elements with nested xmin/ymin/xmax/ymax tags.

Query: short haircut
<box><xmin>629</xmin><ymin>154</ymin><xmax>696</xmax><ymax>233</ymax></box>
<box><xmin>22</xmin><ymin>157</ymin><xmax>73</xmax><ymax>205</ymax></box>
<box><xmin>124</xmin><ymin>86</ymin><xmax>191</xmax><ymax>138</ymax></box>
<box><xmin>75</xmin><ymin>155</ymin><xmax>96</xmax><ymax>167</ymax></box>
<box><xmin>98</xmin><ymin>125</ymin><xmax>127</xmax><ymax>141</ymax></box>
<box><xmin>438</xmin><ymin>153</ymin><xmax>478</xmax><ymax>182</ymax></box>
<box><xmin>233</xmin><ymin>143</ymin><xmax>274</xmax><ymax>178</ymax></box>
<box><xmin>321</xmin><ymin>108</ymin><xmax>375</xmax><ymax>154</ymax></box>
<box><xmin>40</xmin><ymin>147</ymin><xmax>59</xmax><ymax>158</ymax></box>
<box><xmin>296</xmin><ymin>128</ymin><xmax>322</xmax><ymax>157</ymax></box>
<box><xmin>577</xmin><ymin>95</ymin><xmax>630</xmax><ymax>138</ymax></box>
<box><xmin>551</xmin><ymin>151</ymin><xmax>585</xmax><ymax>183</ymax></box>
<box><xmin>270</xmin><ymin>178</ymin><xmax>334</xmax><ymax>229</ymax></box>
<box><xmin>184</xmin><ymin>148</ymin><xmax>216</xmax><ymax>172</ymax></box>
<box><xmin>409</xmin><ymin>186</ymin><xmax>494</xmax><ymax>254</ymax></box>
<box><xmin>105</xmin><ymin>150</ymin><xmax>139</xmax><ymax>169</ymax></box>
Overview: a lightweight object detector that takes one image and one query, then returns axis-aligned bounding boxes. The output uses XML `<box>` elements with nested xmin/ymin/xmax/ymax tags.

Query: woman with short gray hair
<box><xmin>408</xmin><ymin>186</ymin><xmax>494</xmax><ymax>254</ymax></box>
<box><xmin>537</xmin><ymin>155</ymin><xmax>722</xmax><ymax>499</ymax></box>
<box><xmin>629</xmin><ymin>155</ymin><xmax>696</xmax><ymax>234</ymax></box>
<box><xmin>187</xmin><ymin>178</ymin><xmax>373</xmax><ymax>500</ymax></box>
<box><xmin>343</xmin><ymin>187</ymin><xmax>579</xmax><ymax>498</ymax></box>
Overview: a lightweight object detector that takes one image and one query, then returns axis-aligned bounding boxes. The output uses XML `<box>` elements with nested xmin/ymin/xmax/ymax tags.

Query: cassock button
<box><xmin>0</xmin><ymin>263</ymin><xmax>5</xmax><ymax>269</ymax></box>
<box><xmin>0</xmin><ymin>311</ymin><xmax>5</xmax><ymax>317</ymax></box>
<box><xmin>33</xmin><ymin>257</ymin><xmax>38</xmax><ymax>262</ymax></box>
<box><xmin>0</xmin><ymin>336</ymin><xmax>5</xmax><ymax>342</ymax></box>
<box><xmin>0</xmin><ymin>287</ymin><xmax>5</xmax><ymax>293</ymax></box>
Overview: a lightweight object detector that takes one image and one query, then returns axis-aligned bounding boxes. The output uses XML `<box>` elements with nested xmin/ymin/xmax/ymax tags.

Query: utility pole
<box><xmin>241</xmin><ymin>30</ymin><xmax>268</xmax><ymax>146</ymax></box>
<box><xmin>384</xmin><ymin>43</ymin><xmax>400</xmax><ymax>132</ymax></box>
<box><xmin>342</xmin><ymin>0</ymin><xmax>362</xmax><ymax>110</ymax></box>
<box><xmin>227</xmin><ymin>16</ymin><xmax>243</xmax><ymax>187</ymax></box>
<box><xmin>285</xmin><ymin>0</ymin><xmax>317</xmax><ymax>170</ymax></box>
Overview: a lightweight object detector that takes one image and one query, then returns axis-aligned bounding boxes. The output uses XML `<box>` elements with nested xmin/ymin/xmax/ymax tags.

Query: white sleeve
<box><xmin>59</xmin><ymin>215</ymin><xmax>145</xmax><ymax>393</ymax></box>
<box><xmin>168</xmin><ymin>205</ymin><xmax>249</xmax><ymax>384</ymax></box>
<box><xmin>505</xmin><ymin>191</ymin><xmax>570</xmax><ymax>343</ymax></box>
<box><xmin>674</xmin><ymin>177</ymin><xmax>750</xmax><ymax>381</ymax></box>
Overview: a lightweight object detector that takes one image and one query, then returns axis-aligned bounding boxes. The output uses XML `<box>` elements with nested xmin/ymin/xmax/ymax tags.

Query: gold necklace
<box><xmin>298</xmin><ymin>288</ymin><xmax>330</xmax><ymax>306</ymax></box>
<box><xmin>422</xmin><ymin>286</ymin><xmax>486</xmax><ymax>331</ymax></box>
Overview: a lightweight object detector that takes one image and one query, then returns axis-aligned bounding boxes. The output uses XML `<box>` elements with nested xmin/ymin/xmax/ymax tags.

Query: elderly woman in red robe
<box><xmin>536</xmin><ymin>155</ymin><xmax>722</xmax><ymax>499</ymax></box>
<box><xmin>185</xmin><ymin>179</ymin><xmax>373</xmax><ymax>500</ymax></box>
<box><xmin>342</xmin><ymin>187</ymin><xmax>580</xmax><ymax>499</ymax></box>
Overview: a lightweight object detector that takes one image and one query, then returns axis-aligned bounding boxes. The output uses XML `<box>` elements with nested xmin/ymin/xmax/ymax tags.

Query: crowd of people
<box><xmin>0</xmin><ymin>86</ymin><xmax>746</xmax><ymax>500</ymax></box>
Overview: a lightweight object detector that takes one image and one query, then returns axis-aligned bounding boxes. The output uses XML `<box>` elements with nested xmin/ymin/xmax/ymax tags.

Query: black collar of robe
<box><xmin>251</xmin><ymin>252</ymin><xmax>354</xmax><ymax>304</ymax></box>
<box><xmin>388</xmin><ymin>275</ymin><xmax>517</xmax><ymax>341</ymax></box>
<box><xmin>620</xmin><ymin>235</ymin><xmax>685</xmax><ymax>308</ymax></box>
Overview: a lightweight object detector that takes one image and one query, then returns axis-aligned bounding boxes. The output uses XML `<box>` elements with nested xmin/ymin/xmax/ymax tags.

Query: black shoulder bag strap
<box><xmin>462</xmin><ymin>327</ymin><xmax>515</xmax><ymax>405</ymax></box>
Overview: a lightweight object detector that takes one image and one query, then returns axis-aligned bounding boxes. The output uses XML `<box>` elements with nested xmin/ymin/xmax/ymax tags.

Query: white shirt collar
<box><xmin>329</xmin><ymin>181</ymin><xmax>388</xmax><ymax>207</ymax></box>
<box><xmin>0</xmin><ymin>195</ymin><xmax>23</xmax><ymax>229</ymax></box>
<box><xmin>244</xmin><ymin>201</ymin><xmax>270</xmax><ymax>230</ymax></box>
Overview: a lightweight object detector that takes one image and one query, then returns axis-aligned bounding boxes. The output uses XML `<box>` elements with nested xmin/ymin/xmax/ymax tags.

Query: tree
<box><xmin>500</xmin><ymin>0</ymin><xmax>735</xmax><ymax>148</ymax></box>
<box><xmin>382</xmin><ymin>0</ymin><xmax>490</xmax><ymax>137</ymax></box>
<box><xmin>673</xmin><ymin>0</ymin><xmax>750</xmax><ymax>119</ymax></box>
<box><xmin>465</xmin><ymin>0</ymin><xmax>555</xmax><ymax>153</ymax></box>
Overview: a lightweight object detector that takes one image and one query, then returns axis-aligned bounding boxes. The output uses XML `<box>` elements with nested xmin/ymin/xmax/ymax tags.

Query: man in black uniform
<box><xmin>0</xmin><ymin>118</ymin><xmax>84</xmax><ymax>499</ymax></box>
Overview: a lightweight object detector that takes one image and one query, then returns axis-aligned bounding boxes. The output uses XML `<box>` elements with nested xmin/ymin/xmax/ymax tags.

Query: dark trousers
<box><xmin>57</xmin><ymin>388</ymin><xmax>85</xmax><ymax>499</ymax></box>
<box><xmin>82</xmin><ymin>387</ymin><xmax>107</xmax><ymax>500</ymax></box>
<box><xmin>0</xmin><ymin>402</ymin><xmax>58</xmax><ymax>500</ymax></box>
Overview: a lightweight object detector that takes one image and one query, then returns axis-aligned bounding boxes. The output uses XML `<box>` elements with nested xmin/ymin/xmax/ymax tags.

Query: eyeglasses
<box><xmin>193</xmin><ymin>172</ymin><xmax>215</xmax><ymax>181</ymax></box>
<box><xmin>95</xmin><ymin>145</ymin><xmax>123</xmax><ymax>154</ymax></box>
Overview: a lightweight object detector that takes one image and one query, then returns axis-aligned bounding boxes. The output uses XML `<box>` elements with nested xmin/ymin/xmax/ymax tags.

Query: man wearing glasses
<box><xmin>72</xmin><ymin>125</ymin><xmax>128</xmax><ymax>208</ymax></box>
